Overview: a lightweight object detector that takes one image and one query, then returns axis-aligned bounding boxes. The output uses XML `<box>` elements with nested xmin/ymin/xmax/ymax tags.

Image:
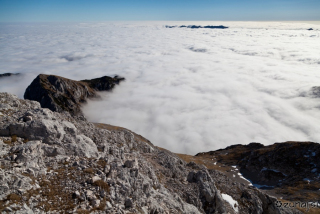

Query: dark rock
<box><xmin>307</xmin><ymin>28</ymin><xmax>313</xmax><ymax>31</ymax></box>
<box><xmin>0</xmin><ymin>73</ymin><xmax>20</xmax><ymax>78</ymax></box>
<box><xmin>81</xmin><ymin>75</ymin><xmax>125</xmax><ymax>91</ymax></box>
<box><xmin>203</xmin><ymin>25</ymin><xmax>229</xmax><ymax>29</ymax></box>
<box><xmin>125</xmin><ymin>198</ymin><xmax>133</xmax><ymax>208</ymax></box>
<box><xmin>24</xmin><ymin>74</ymin><xmax>124</xmax><ymax>116</ymax></box>
<box><xmin>166</xmin><ymin>25</ymin><xmax>229</xmax><ymax>29</ymax></box>
<box><xmin>197</xmin><ymin>141</ymin><xmax>320</xmax><ymax>202</ymax></box>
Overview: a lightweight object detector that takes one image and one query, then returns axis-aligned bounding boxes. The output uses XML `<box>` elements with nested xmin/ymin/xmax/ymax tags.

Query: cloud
<box><xmin>1</xmin><ymin>21</ymin><xmax>320</xmax><ymax>154</ymax></box>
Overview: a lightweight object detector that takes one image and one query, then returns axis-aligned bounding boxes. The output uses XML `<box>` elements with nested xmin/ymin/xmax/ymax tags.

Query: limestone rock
<box><xmin>0</xmin><ymin>92</ymin><xmax>303</xmax><ymax>213</ymax></box>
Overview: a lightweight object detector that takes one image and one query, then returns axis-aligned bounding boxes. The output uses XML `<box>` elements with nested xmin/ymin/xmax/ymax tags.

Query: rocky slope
<box><xmin>195</xmin><ymin>142</ymin><xmax>320</xmax><ymax>203</ymax></box>
<box><xmin>0</xmin><ymin>92</ymin><xmax>303</xmax><ymax>213</ymax></box>
<box><xmin>24</xmin><ymin>74</ymin><xmax>124</xmax><ymax>116</ymax></box>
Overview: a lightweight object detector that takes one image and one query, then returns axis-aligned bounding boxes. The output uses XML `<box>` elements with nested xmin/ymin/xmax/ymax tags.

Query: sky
<box><xmin>0</xmin><ymin>0</ymin><xmax>320</xmax><ymax>22</ymax></box>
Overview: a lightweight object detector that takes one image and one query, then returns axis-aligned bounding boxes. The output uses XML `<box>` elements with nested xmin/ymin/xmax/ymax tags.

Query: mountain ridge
<box><xmin>0</xmin><ymin>74</ymin><xmax>318</xmax><ymax>213</ymax></box>
<box><xmin>24</xmin><ymin>74</ymin><xmax>124</xmax><ymax>116</ymax></box>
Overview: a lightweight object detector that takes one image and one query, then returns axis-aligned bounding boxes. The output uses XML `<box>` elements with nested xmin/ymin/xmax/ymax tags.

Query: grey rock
<box><xmin>91</xmin><ymin>199</ymin><xmax>100</xmax><ymax>207</ymax></box>
<box><xmin>124</xmin><ymin>158</ymin><xmax>137</xmax><ymax>168</ymax></box>
<box><xmin>0</xmin><ymin>73</ymin><xmax>20</xmax><ymax>78</ymax></box>
<box><xmin>0</xmin><ymin>92</ymin><xmax>303</xmax><ymax>214</ymax></box>
<box><xmin>90</xmin><ymin>176</ymin><xmax>101</xmax><ymax>184</ymax></box>
<box><xmin>86</xmin><ymin>190</ymin><xmax>93</xmax><ymax>198</ymax></box>
<box><xmin>106</xmin><ymin>201</ymin><xmax>112</xmax><ymax>209</ymax></box>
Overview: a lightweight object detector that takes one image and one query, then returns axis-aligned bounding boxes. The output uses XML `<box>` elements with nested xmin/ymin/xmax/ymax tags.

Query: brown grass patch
<box><xmin>176</xmin><ymin>153</ymin><xmax>223</xmax><ymax>170</ymax></box>
<box><xmin>7</xmin><ymin>193</ymin><xmax>21</xmax><ymax>202</ymax></box>
<box><xmin>83</xmin><ymin>168</ymin><xmax>95</xmax><ymax>174</ymax></box>
<box><xmin>94</xmin><ymin>123</ymin><xmax>153</xmax><ymax>146</ymax></box>
<box><xmin>278</xmin><ymin>199</ymin><xmax>320</xmax><ymax>214</ymax></box>
<box><xmin>97</xmin><ymin>159</ymin><xmax>107</xmax><ymax>168</ymax></box>
<box><xmin>0</xmin><ymin>193</ymin><xmax>22</xmax><ymax>212</ymax></box>
<box><xmin>76</xmin><ymin>209</ymin><xmax>90</xmax><ymax>214</ymax></box>
<box><xmin>3</xmin><ymin>139</ymin><xmax>12</xmax><ymax>145</ymax></box>
<box><xmin>23</xmin><ymin>170</ymin><xmax>76</xmax><ymax>212</ymax></box>
<box><xmin>93</xmin><ymin>180</ymin><xmax>110</xmax><ymax>192</ymax></box>
<box><xmin>11</xmin><ymin>135</ymin><xmax>17</xmax><ymax>142</ymax></box>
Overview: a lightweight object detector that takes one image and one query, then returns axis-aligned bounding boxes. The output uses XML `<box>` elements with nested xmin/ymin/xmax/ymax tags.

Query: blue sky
<box><xmin>0</xmin><ymin>0</ymin><xmax>319</xmax><ymax>22</ymax></box>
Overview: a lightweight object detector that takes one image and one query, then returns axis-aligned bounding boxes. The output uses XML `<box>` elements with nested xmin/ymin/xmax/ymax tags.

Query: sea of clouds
<box><xmin>1</xmin><ymin>21</ymin><xmax>320</xmax><ymax>154</ymax></box>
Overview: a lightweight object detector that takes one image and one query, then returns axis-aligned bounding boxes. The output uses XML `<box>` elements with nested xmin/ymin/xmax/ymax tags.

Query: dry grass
<box><xmin>278</xmin><ymin>199</ymin><xmax>320</xmax><ymax>214</ymax></box>
<box><xmin>94</xmin><ymin>123</ymin><xmax>126</xmax><ymax>131</ymax></box>
<box><xmin>155</xmin><ymin>171</ymin><xmax>166</xmax><ymax>184</ymax></box>
<box><xmin>2</xmin><ymin>135</ymin><xmax>18</xmax><ymax>145</ymax></box>
<box><xmin>91</xmin><ymin>197</ymin><xmax>107</xmax><ymax>211</ymax></box>
<box><xmin>0</xmin><ymin>193</ymin><xmax>22</xmax><ymax>212</ymax></box>
<box><xmin>23</xmin><ymin>169</ymin><xmax>76</xmax><ymax>212</ymax></box>
<box><xmin>296</xmin><ymin>206</ymin><xmax>320</xmax><ymax>214</ymax></box>
<box><xmin>176</xmin><ymin>153</ymin><xmax>223</xmax><ymax>170</ymax></box>
<box><xmin>77</xmin><ymin>210</ymin><xmax>90</xmax><ymax>214</ymax></box>
<box><xmin>3</xmin><ymin>139</ymin><xmax>12</xmax><ymax>145</ymax></box>
<box><xmin>7</xmin><ymin>193</ymin><xmax>21</xmax><ymax>202</ymax></box>
<box><xmin>93</xmin><ymin>180</ymin><xmax>110</xmax><ymax>192</ymax></box>
<box><xmin>83</xmin><ymin>168</ymin><xmax>95</xmax><ymax>174</ymax></box>
<box><xmin>77</xmin><ymin>197</ymin><xmax>107</xmax><ymax>213</ymax></box>
<box><xmin>94</xmin><ymin>123</ymin><xmax>153</xmax><ymax>146</ymax></box>
<box><xmin>11</xmin><ymin>135</ymin><xmax>17</xmax><ymax>142</ymax></box>
<box><xmin>117</xmin><ymin>143</ymin><xmax>124</xmax><ymax>148</ymax></box>
<box><xmin>21</xmin><ymin>173</ymin><xmax>36</xmax><ymax>185</ymax></box>
<box><xmin>275</xmin><ymin>181</ymin><xmax>320</xmax><ymax>201</ymax></box>
<box><xmin>97</xmin><ymin>159</ymin><xmax>107</xmax><ymax>168</ymax></box>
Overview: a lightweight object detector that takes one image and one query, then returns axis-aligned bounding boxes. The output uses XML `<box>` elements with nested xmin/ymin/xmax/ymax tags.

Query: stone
<box><xmin>125</xmin><ymin>198</ymin><xmax>133</xmax><ymax>208</ymax></box>
<box><xmin>91</xmin><ymin>199</ymin><xmax>100</xmax><ymax>207</ymax></box>
<box><xmin>106</xmin><ymin>201</ymin><xmax>112</xmax><ymax>209</ymax></box>
<box><xmin>90</xmin><ymin>176</ymin><xmax>101</xmax><ymax>184</ymax></box>
<box><xmin>124</xmin><ymin>159</ymin><xmax>137</xmax><ymax>168</ymax></box>
<box><xmin>86</xmin><ymin>190</ymin><xmax>93</xmax><ymax>198</ymax></box>
<box><xmin>3</xmin><ymin>207</ymin><xmax>12</xmax><ymax>212</ymax></box>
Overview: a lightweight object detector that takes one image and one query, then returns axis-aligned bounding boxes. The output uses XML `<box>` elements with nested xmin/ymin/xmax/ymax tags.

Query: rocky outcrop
<box><xmin>0</xmin><ymin>73</ymin><xmax>20</xmax><ymax>78</ymax></box>
<box><xmin>0</xmin><ymin>92</ymin><xmax>302</xmax><ymax>213</ymax></box>
<box><xmin>166</xmin><ymin>25</ymin><xmax>229</xmax><ymax>29</ymax></box>
<box><xmin>24</xmin><ymin>74</ymin><xmax>124</xmax><ymax>116</ymax></box>
<box><xmin>196</xmin><ymin>142</ymin><xmax>320</xmax><ymax>202</ymax></box>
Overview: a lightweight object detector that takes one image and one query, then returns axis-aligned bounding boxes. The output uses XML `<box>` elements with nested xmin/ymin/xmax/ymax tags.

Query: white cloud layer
<box><xmin>1</xmin><ymin>21</ymin><xmax>320</xmax><ymax>154</ymax></box>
